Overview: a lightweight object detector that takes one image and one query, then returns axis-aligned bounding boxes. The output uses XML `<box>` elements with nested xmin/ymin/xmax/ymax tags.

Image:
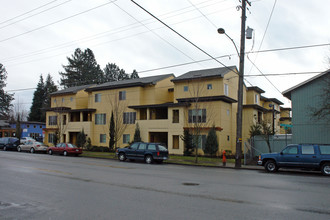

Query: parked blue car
<box><xmin>0</xmin><ymin>137</ymin><xmax>20</xmax><ymax>151</ymax></box>
<box><xmin>258</xmin><ymin>144</ymin><xmax>330</xmax><ymax>175</ymax></box>
<box><xmin>116</xmin><ymin>142</ymin><xmax>169</xmax><ymax>164</ymax></box>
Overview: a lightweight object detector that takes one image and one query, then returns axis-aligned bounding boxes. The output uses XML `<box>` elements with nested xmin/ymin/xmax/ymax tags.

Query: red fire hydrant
<box><xmin>222</xmin><ymin>150</ymin><xmax>227</xmax><ymax>167</ymax></box>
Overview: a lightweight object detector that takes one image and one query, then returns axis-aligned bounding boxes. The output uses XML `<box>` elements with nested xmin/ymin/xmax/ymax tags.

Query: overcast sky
<box><xmin>1</xmin><ymin>0</ymin><xmax>329</xmax><ymax>112</ymax></box>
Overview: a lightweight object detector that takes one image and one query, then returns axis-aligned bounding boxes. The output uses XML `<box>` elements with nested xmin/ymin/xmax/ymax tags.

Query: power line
<box><xmin>0</xmin><ymin>0</ymin><xmax>118</xmax><ymax>43</ymax></box>
<box><xmin>0</xmin><ymin>0</ymin><xmax>73</xmax><ymax>30</ymax></box>
<box><xmin>0</xmin><ymin>0</ymin><xmax>59</xmax><ymax>25</ymax></box>
<box><xmin>130</xmin><ymin>0</ymin><xmax>234</xmax><ymax>72</ymax></box>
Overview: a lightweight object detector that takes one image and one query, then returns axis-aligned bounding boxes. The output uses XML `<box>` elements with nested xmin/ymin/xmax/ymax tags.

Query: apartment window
<box><xmin>192</xmin><ymin>135</ymin><xmax>207</xmax><ymax>149</ymax></box>
<box><xmin>48</xmin><ymin>133</ymin><xmax>57</xmax><ymax>144</ymax></box>
<box><xmin>123</xmin><ymin>134</ymin><xmax>130</xmax><ymax>144</ymax></box>
<box><xmin>227</xmin><ymin>109</ymin><xmax>230</xmax><ymax>116</ymax></box>
<box><xmin>48</xmin><ymin>116</ymin><xmax>57</xmax><ymax>126</ymax></box>
<box><xmin>255</xmin><ymin>94</ymin><xmax>259</xmax><ymax>104</ymax></box>
<box><xmin>173</xmin><ymin>135</ymin><xmax>179</xmax><ymax>149</ymax></box>
<box><xmin>54</xmin><ymin>99</ymin><xmax>56</xmax><ymax>104</ymax></box>
<box><xmin>188</xmin><ymin>109</ymin><xmax>206</xmax><ymax>123</ymax></box>
<box><xmin>95</xmin><ymin>114</ymin><xmax>106</xmax><ymax>125</ymax></box>
<box><xmin>95</xmin><ymin>93</ymin><xmax>101</xmax><ymax>103</ymax></box>
<box><xmin>70</xmin><ymin>97</ymin><xmax>73</xmax><ymax>102</ymax></box>
<box><xmin>63</xmin><ymin>115</ymin><xmax>67</xmax><ymax>125</ymax></box>
<box><xmin>123</xmin><ymin>112</ymin><xmax>136</xmax><ymax>124</ymax></box>
<box><xmin>119</xmin><ymin>91</ymin><xmax>126</xmax><ymax>100</ymax></box>
<box><xmin>207</xmin><ymin>84</ymin><xmax>212</xmax><ymax>90</ymax></box>
<box><xmin>184</xmin><ymin>86</ymin><xmax>188</xmax><ymax>92</ymax></box>
<box><xmin>100</xmin><ymin>134</ymin><xmax>106</xmax><ymax>143</ymax></box>
<box><xmin>224</xmin><ymin>84</ymin><xmax>229</xmax><ymax>96</ymax></box>
<box><xmin>62</xmin><ymin>98</ymin><xmax>64</xmax><ymax>103</ymax></box>
<box><xmin>172</xmin><ymin>110</ymin><xmax>179</xmax><ymax>123</ymax></box>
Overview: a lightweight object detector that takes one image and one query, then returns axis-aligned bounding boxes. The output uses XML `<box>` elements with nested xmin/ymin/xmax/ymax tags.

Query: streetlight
<box><xmin>217</xmin><ymin>28</ymin><xmax>240</xmax><ymax>57</ymax></box>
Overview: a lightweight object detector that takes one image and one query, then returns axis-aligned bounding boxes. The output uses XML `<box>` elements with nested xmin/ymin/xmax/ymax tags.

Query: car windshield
<box><xmin>67</xmin><ymin>143</ymin><xmax>77</xmax><ymax>148</ymax></box>
<box><xmin>158</xmin><ymin>145</ymin><xmax>168</xmax><ymax>151</ymax></box>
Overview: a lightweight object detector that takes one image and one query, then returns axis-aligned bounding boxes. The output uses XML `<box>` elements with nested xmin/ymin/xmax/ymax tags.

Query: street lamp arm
<box><xmin>224</xmin><ymin>33</ymin><xmax>240</xmax><ymax>58</ymax></box>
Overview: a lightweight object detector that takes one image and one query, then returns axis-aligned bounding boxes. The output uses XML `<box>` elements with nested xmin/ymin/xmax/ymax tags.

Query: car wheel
<box><xmin>30</xmin><ymin>148</ymin><xmax>35</xmax><ymax>153</ymax></box>
<box><xmin>118</xmin><ymin>153</ymin><xmax>126</xmax><ymax>161</ymax></box>
<box><xmin>3</xmin><ymin>146</ymin><xmax>7</xmax><ymax>151</ymax></box>
<box><xmin>48</xmin><ymin>149</ymin><xmax>53</xmax><ymax>155</ymax></box>
<box><xmin>321</xmin><ymin>163</ymin><xmax>330</xmax><ymax>176</ymax></box>
<box><xmin>264</xmin><ymin>160</ymin><xmax>278</xmax><ymax>173</ymax></box>
<box><xmin>145</xmin><ymin>155</ymin><xmax>153</xmax><ymax>164</ymax></box>
<box><xmin>17</xmin><ymin>146</ymin><xmax>21</xmax><ymax>152</ymax></box>
<box><xmin>63</xmin><ymin>151</ymin><xmax>68</xmax><ymax>156</ymax></box>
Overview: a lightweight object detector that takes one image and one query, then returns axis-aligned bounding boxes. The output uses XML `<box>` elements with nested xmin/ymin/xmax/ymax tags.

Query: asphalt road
<box><xmin>1</xmin><ymin>151</ymin><xmax>330</xmax><ymax>220</ymax></box>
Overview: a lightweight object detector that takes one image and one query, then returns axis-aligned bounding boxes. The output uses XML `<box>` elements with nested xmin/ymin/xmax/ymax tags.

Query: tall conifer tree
<box><xmin>0</xmin><ymin>63</ymin><xmax>14</xmax><ymax>120</ymax></box>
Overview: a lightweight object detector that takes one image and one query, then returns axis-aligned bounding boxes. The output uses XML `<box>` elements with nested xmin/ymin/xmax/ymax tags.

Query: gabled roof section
<box><xmin>282</xmin><ymin>69</ymin><xmax>330</xmax><ymax>99</ymax></box>
<box><xmin>171</xmin><ymin>66</ymin><xmax>237</xmax><ymax>82</ymax></box>
<box><xmin>260</xmin><ymin>96</ymin><xmax>284</xmax><ymax>105</ymax></box>
<box><xmin>51</xmin><ymin>84</ymin><xmax>95</xmax><ymax>96</ymax></box>
<box><xmin>85</xmin><ymin>74</ymin><xmax>174</xmax><ymax>92</ymax></box>
<box><xmin>247</xmin><ymin>86</ymin><xmax>265</xmax><ymax>94</ymax></box>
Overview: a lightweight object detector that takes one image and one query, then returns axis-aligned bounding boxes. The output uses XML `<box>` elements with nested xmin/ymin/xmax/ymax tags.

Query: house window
<box><xmin>63</xmin><ymin>115</ymin><xmax>67</xmax><ymax>125</ymax></box>
<box><xmin>227</xmin><ymin>109</ymin><xmax>230</xmax><ymax>116</ymax></box>
<box><xmin>70</xmin><ymin>97</ymin><xmax>73</xmax><ymax>102</ymax></box>
<box><xmin>255</xmin><ymin>94</ymin><xmax>259</xmax><ymax>104</ymax></box>
<box><xmin>123</xmin><ymin>134</ymin><xmax>130</xmax><ymax>144</ymax></box>
<box><xmin>172</xmin><ymin>110</ymin><xmax>179</xmax><ymax>123</ymax></box>
<box><xmin>62</xmin><ymin>98</ymin><xmax>64</xmax><ymax>103</ymax></box>
<box><xmin>27</xmin><ymin>125</ymin><xmax>30</xmax><ymax>128</ymax></box>
<box><xmin>48</xmin><ymin>133</ymin><xmax>56</xmax><ymax>144</ymax></box>
<box><xmin>224</xmin><ymin>84</ymin><xmax>229</xmax><ymax>96</ymax></box>
<box><xmin>54</xmin><ymin>99</ymin><xmax>56</xmax><ymax>104</ymax></box>
<box><xmin>119</xmin><ymin>91</ymin><xmax>126</xmax><ymax>100</ymax></box>
<box><xmin>184</xmin><ymin>86</ymin><xmax>188</xmax><ymax>92</ymax></box>
<box><xmin>48</xmin><ymin>116</ymin><xmax>57</xmax><ymax>126</ymax></box>
<box><xmin>95</xmin><ymin>114</ymin><xmax>106</xmax><ymax>125</ymax></box>
<box><xmin>207</xmin><ymin>84</ymin><xmax>212</xmax><ymax>90</ymax></box>
<box><xmin>95</xmin><ymin>93</ymin><xmax>101</xmax><ymax>103</ymax></box>
<box><xmin>100</xmin><ymin>134</ymin><xmax>106</xmax><ymax>143</ymax></box>
<box><xmin>188</xmin><ymin>109</ymin><xmax>206</xmax><ymax>123</ymax></box>
<box><xmin>173</xmin><ymin>135</ymin><xmax>179</xmax><ymax>149</ymax></box>
<box><xmin>192</xmin><ymin>135</ymin><xmax>207</xmax><ymax>149</ymax></box>
<box><xmin>123</xmin><ymin>112</ymin><xmax>136</xmax><ymax>124</ymax></box>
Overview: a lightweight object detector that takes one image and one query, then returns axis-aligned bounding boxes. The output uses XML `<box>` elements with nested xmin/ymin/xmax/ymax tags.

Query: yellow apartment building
<box><xmin>44</xmin><ymin>66</ymin><xmax>288</xmax><ymax>155</ymax></box>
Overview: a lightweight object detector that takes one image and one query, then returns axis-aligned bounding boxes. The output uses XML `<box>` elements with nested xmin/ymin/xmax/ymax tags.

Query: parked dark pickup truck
<box><xmin>258</xmin><ymin>144</ymin><xmax>330</xmax><ymax>176</ymax></box>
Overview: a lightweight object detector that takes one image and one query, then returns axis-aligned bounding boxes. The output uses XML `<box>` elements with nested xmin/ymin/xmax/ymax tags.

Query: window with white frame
<box><xmin>123</xmin><ymin>112</ymin><xmax>136</xmax><ymax>124</ymax></box>
<box><xmin>188</xmin><ymin>109</ymin><xmax>206</xmax><ymax>123</ymax></box>
<box><xmin>95</xmin><ymin>93</ymin><xmax>101</xmax><ymax>103</ymax></box>
<box><xmin>224</xmin><ymin>84</ymin><xmax>229</xmax><ymax>96</ymax></box>
<box><xmin>123</xmin><ymin>134</ymin><xmax>130</xmax><ymax>144</ymax></box>
<box><xmin>100</xmin><ymin>134</ymin><xmax>106</xmax><ymax>143</ymax></box>
<box><xmin>95</xmin><ymin>114</ymin><xmax>106</xmax><ymax>125</ymax></box>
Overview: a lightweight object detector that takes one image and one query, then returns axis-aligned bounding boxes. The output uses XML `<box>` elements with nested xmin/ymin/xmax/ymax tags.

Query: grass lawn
<box><xmin>81</xmin><ymin>151</ymin><xmax>236</xmax><ymax>166</ymax></box>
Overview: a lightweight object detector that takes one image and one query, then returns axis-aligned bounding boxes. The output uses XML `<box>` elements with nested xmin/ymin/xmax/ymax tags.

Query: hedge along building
<box><xmin>44</xmin><ymin>66</ymin><xmax>287</xmax><ymax>155</ymax></box>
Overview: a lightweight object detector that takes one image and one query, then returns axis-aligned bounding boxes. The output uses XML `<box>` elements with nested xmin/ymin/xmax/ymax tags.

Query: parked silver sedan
<box><xmin>17</xmin><ymin>141</ymin><xmax>48</xmax><ymax>153</ymax></box>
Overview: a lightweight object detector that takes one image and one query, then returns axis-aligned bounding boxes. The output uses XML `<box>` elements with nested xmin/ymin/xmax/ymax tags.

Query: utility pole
<box><xmin>235</xmin><ymin>0</ymin><xmax>250</xmax><ymax>168</ymax></box>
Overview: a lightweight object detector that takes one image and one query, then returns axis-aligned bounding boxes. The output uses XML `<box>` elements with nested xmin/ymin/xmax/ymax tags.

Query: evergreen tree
<box><xmin>28</xmin><ymin>75</ymin><xmax>45</xmax><ymax>122</ymax></box>
<box><xmin>130</xmin><ymin>70</ymin><xmax>139</xmax><ymax>79</ymax></box>
<box><xmin>77</xmin><ymin>129</ymin><xmax>86</xmax><ymax>148</ymax></box>
<box><xmin>109</xmin><ymin>111</ymin><xmax>115</xmax><ymax>151</ymax></box>
<box><xmin>204</xmin><ymin>126</ymin><xmax>219</xmax><ymax>156</ymax></box>
<box><xmin>118</xmin><ymin>69</ymin><xmax>129</xmax><ymax>80</ymax></box>
<box><xmin>59</xmin><ymin>48</ymin><xmax>104</xmax><ymax>88</ymax></box>
<box><xmin>133</xmin><ymin>123</ymin><xmax>142</xmax><ymax>142</ymax></box>
<box><xmin>43</xmin><ymin>74</ymin><xmax>58</xmax><ymax>110</ymax></box>
<box><xmin>0</xmin><ymin>63</ymin><xmax>14</xmax><ymax>120</ymax></box>
<box><xmin>181</xmin><ymin>129</ymin><xmax>194</xmax><ymax>156</ymax></box>
<box><xmin>104</xmin><ymin>63</ymin><xmax>120</xmax><ymax>82</ymax></box>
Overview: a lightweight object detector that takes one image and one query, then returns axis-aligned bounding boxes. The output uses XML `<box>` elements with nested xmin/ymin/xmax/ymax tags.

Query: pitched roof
<box><xmin>282</xmin><ymin>69</ymin><xmax>330</xmax><ymax>99</ymax></box>
<box><xmin>51</xmin><ymin>84</ymin><xmax>96</xmax><ymax>96</ymax></box>
<box><xmin>85</xmin><ymin>74</ymin><xmax>174</xmax><ymax>92</ymax></box>
<box><xmin>171</xmin><ymin>66</ymin><xmax>237</xmax><ymax>82</ymax></box>
<box><xmin>247</xmin><ymin>86</ymin><xmax>265</xmax><ymax>94</ymax></box>
<box><xmin>260</xmin><ymin>96</ymin><xmax>284</xmax><ymax>105</ymax></box>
